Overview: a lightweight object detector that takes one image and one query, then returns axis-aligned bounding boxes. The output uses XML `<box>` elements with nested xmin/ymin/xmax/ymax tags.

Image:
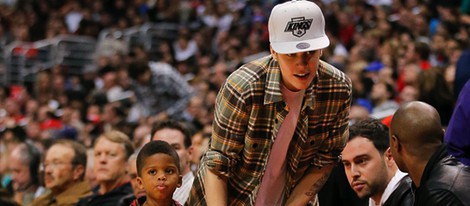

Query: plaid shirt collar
<box><xmin>263</xmin><ymin>56</ymin><xmax>318</xmax><ymax>110</ymax></box>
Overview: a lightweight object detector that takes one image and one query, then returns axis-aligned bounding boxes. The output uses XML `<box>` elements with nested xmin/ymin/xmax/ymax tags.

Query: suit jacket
<box><xmin>76</xmin><ymin>182</ymin><xmax>133</xmax><ymax>206</ymax></box>
<box><xmin>30</xmin><ymin>181</ymin><xmax>92</xmax><ymax>206</ymax></box>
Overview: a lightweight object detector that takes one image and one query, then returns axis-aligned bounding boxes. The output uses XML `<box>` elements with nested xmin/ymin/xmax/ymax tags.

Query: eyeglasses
<box><xmin>43</xmin><ymin>161</ymin><xmax>73</xmax><ymax>169</ymax></box>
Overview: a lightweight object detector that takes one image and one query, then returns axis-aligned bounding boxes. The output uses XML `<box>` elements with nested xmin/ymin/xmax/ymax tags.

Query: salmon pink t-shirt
<box><xmin>255</xmin><ymin>84</ymin><xmax>305</xmax><ymax>206</ymax></box>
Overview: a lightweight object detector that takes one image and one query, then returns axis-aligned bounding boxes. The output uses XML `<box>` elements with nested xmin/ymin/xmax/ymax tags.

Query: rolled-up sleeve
<box><xmin>203</xmin><ymin>76</ymin><xmax>249</xmax><ymax>177</ymax></box>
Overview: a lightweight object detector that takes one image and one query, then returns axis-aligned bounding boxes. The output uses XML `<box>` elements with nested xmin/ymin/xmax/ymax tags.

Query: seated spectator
<box><xmin>348</xmin><ymin>104</ymin><xmax>371</xmax><ymax>126</ymax></box>
<box><xmin>7</xmin><ymin>142</ymin><xmax>46</xmax><ymax>205</ymax></box>
<box><xmin>151</xmin><ymin>120</ymin><xmax>194</xmax><ymax>205</ymax></box>
<box><xmin>370</xmin><ymin>82</ymin><xmax>399</xmax><ymax>120</ymax></box>
<box><xmin>118</xmin><ymin>152</ymin><xmax>146</xmax><ymax>206</ymax></box>
<box><xmin>389</xmin><ymin>101</ymin><xmax>470</xmax><ymax>205</ymax></box>
<box><xmin>173</xmin><ymin>31</ymin><xmax>198</xmax><ymax>64</ymax></box>
<box><xmin>181</xmin><ymin>95</ymin><xmax>206</xmax><ymax>130</ymax></box>
<box><xmin>418</xmin><ymin>67</ymin><xmax>454</xmax><ymax>126</ymax></box>
<box><xmin>127</xmin><ymin>61</ymin><xmax>193</xmax><ymax>122</ymax></box>
<box><xmin>76</xmin><ymin>130</ymin><xmax>134</xmax><ymax>206</ymax></box>
<box><xmin>190</xmin><ymin>129</ymin><xmax>210</xmax><ymax>173</ymax></box>
<box><xmin>341</xmin><ymin>119</ymin><xmax>412</xmax><ymax>206</ymax></box>
<box><xmin>397</xmin><ymin>85</ymin><xmax>418</xmax><ymax>105</ymax></box>
<box><xmin>30</xmin><ymin>139</ymin><xmax>92</xmax><ymax>206</ymax></box>
<box><xmin>2</xmin><ymin>98</ymin><xmax>25</xmax><ymax>125</ymax></box>
<box><xmin>131</xmin><ymin>124</ymin><xmax>151</xmax><ymax>151</ymax></box>
<box><xmin>130</xmin><ymin>140</ymin><xmax>183</xmax><ymax>206</ymax></box>
<box><xmin>101</xmin><ymin>103</ymin><xmax>128</xmax><ymax>133</ymax></box>
<box><xmin>444</xmin><ymin>79</ymin><xmax>470</xmax><ymax>166</ymax></box>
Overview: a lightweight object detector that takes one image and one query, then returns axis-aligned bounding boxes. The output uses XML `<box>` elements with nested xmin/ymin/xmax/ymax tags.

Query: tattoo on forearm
<box><xmin>305</xmin><ymin>173</ymin><xmax>330</xmax><ymax>197</ymax></box>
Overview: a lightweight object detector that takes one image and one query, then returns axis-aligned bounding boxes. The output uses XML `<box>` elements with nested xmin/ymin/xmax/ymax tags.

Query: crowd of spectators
<box><xmin>1</xmin><ymin>0</ymin><xmax>470</xmax><ymax>205</ymax></box>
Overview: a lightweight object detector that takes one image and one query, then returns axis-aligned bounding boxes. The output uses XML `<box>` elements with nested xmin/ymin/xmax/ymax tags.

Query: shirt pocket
<box><xmin>242</xmin><ymin>132</ymin><xmax>270</xmax><ymax>177</ymax></box>
<box><xmin>300</xmin><ymin>127</ymin><xmax>329</xmax><ymax>165</ymax></box>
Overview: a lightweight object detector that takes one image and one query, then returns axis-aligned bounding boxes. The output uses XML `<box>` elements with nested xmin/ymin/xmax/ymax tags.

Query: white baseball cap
<box><xmin>269</xmin><ymin>0</ymin><xmax>330</xmax><ymax>54</ymax></box>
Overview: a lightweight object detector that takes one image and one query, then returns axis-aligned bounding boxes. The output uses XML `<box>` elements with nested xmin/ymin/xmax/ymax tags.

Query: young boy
<box><xmin>131</xmin><ymin>140</ymin><xmax>183</xmax><ymax>206</ymax></box>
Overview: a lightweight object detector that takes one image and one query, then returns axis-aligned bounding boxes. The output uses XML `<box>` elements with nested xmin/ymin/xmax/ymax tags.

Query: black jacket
<box><xmin>383</xmin><ymin>175</ymin><xmax>413</xmax><ymax>206</ymax></box>
<box><xmin>76</xmin><ymin>182</ymin><xmax>133</xmax><ymax>206</ymax></box>
<box><xmin>414</xmin><ymin>145</ymin><xmax>470</xmax><ymax>206</ymax></box>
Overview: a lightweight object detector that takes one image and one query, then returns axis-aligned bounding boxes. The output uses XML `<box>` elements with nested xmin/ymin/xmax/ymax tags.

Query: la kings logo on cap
<box><xmin>284</xmin><ymin>17</ymin><xmax>313</xmax><ymax>38</ymax></box>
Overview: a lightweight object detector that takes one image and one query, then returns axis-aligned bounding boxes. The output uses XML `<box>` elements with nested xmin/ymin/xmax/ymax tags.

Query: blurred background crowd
<box><xmin>0</xmin><ymin>0</ymin><xmax>469</xmax><ymax>205</ymax></box>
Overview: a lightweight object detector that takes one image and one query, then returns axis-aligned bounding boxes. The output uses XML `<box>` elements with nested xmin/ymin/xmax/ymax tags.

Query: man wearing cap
<box><xmin>187</xmin><ymin>0</ymin><xmax>352</xmax><ymax>205</ymax></box>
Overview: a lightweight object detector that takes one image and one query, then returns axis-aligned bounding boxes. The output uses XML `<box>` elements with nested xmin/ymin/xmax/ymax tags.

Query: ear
<box><xmin>270</xmin><ymin>45</ymin><xmax>277</xmax><ymax>61</ymax></box>
<box><xmin>177</xmin><ymin>175</ymin><xmax>183</xmax><ymax>188</ymax></box>
<box><xmin>187</xmin><ymin>146</ymin><xmax>194</xmax><ymax>161</ymax></box>
<box><xmin>390</xmin><ymin>134</ymin><xmax>402</xmax><ymax>153</ymax></box>
<box><xmin>384</xmin><ymin>147</ymin><xmax>394</xmax><ymax>167</ymax></box>
<box><xmin>136</xmin><ymin>176</ymin><xmax>144</xmax><ymax>190</ymax></box>
<box><xmin>123</xmin><ymin>158</ymin><xmax>129</xmax><ymax>174</ymax></box>
<box><xmin>72</xmin><ymin>165</ymin><xmax>85</xmax><ymax>181</ymax></box>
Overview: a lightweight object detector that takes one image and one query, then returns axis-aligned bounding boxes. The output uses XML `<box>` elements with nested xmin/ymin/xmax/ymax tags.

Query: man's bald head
<box><xmin>390</xmin><ymin>101</ymin><xmax>443</xmax><ymax>156</ymax></box>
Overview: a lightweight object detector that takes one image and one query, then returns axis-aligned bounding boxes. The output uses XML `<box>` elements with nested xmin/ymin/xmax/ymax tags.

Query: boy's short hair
<box><xmin>136</xmin><ymin>140</ymin><xmax>181</xmax><ymax>177</ymax></box>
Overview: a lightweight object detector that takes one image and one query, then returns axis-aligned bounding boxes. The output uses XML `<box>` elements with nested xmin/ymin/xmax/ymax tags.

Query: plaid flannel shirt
<box><xmin>132</xmin><ymin>62</ymin><xmax>193</xmax><ymax>119</ymax></box>
<box><xmin>187</xmin><ymin>55</ymin><xmax>351</xmax><ymax>206</ymax></box>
